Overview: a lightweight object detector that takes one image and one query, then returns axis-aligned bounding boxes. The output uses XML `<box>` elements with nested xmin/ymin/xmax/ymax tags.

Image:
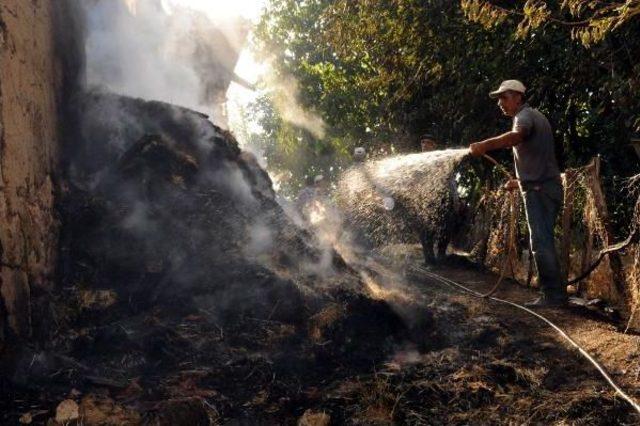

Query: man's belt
<box><xmin>520</xmin><ymin>175</ymin><xmax>562</xmax><ymax>192</ymax></box>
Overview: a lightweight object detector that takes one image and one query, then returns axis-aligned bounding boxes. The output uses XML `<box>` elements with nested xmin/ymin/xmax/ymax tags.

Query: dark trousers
<box><xmin>521</xmin><ymin>179</ymin><xmax>565</xmax><ymax>299</ymax></box>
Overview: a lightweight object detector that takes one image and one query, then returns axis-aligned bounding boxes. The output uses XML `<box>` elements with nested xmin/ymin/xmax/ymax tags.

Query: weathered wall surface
<box><xmin>0</xmin><ymin>0</ymin><xmax>61</xmax><ymax>341</ymax></box>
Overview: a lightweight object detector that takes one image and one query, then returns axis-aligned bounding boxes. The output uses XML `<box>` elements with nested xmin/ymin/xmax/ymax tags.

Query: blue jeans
<box><xmin>521</xmin><ymin>179</ymin><xmax>565</xmax><ymax>299</ymax></box>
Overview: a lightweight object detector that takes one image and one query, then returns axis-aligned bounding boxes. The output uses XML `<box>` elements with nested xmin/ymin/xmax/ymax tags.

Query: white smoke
<box><xmin>83</xmin><ymin>0</ymin><xmax>253</xmax><ymax>126</ymax></box>
<box><xmin>83</xmin><ymin>0</ymin><xmax>326</xmax><ymax>157</ymax></box>
<box><xmin>81</xmin><ymin>0</ymin><xmax>334</xmax><ymax>278</ymax></box>
<box><xmin>262</xmin><ymin>67</ymin><xmax>327</xmax><ymax>139</ymax></box>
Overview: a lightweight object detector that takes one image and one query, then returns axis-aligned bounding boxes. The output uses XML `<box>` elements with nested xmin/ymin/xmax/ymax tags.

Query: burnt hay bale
<box><xmin>57</xmin><ymin>91</ymin><xmax>415</xmax><ymax>345</ymax></box>
<box><xmin>60</xmin><ymin>92</ymin><xmax>333</xmax><ymax>322</ymax></box>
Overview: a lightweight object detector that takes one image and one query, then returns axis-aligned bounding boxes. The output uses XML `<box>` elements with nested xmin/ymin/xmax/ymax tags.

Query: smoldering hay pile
<box><xmin>1</xmin><ymin>90</ymin><xmax>431</xmax><ymax>423</ymax></box>
<box><xmin>58</xmin><ymin>90</ymin><xmax>405</xmax><ymax>324</ymax></box>
<box><xmin>335</xmin><ymin>149</ymin><xmax>471</xmax><ymax>247</ymax></box>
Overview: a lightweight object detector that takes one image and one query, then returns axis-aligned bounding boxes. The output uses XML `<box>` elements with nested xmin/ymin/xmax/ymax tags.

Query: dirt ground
<box><xmin>4</xmin><ymin>245</ymin><xmax>640</xmax><ymax>424</ymax></box>
<box><xmin>304</xmin><ymin>246</ymin><xmax>640</xmax><ymax>425</ymax></box>
<box><xmin>438</xmin><ymin>261</ymin><xmax>640</xmax><ymax>395</ymax></box>
<box><xmin>405</xmin><ymin>262</ymin><xmax>640</xmax><ymax>425</ymax></box>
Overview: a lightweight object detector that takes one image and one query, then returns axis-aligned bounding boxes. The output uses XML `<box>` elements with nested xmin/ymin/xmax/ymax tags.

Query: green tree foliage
<box><xmin>245</xmin><ymin>94</ymin><xmax>345</xmax><ymax>197</ymax></box>
<box><xmin>253</xmin><ymin>0</ymin><xmax>640</xmax><ymax>226</ymax></box>
<box><xmin>462</xmin><ymin>0</ymin><xmax>640</xmax><ymax>46</ymax></box>
<box><xmin>252</xmin><ymin>0</ymin><xmax>360</xmax><ymax>195</ymax></box>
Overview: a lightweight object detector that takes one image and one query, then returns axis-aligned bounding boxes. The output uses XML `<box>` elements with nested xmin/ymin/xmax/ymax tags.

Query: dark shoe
<box><xmin>524</xmin><ymin>296</ymin><xmax>567</xmax><ymax>308</ymax></box>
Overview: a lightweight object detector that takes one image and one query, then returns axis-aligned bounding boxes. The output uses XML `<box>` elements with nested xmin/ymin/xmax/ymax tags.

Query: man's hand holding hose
<box><xmin>469</xmin><ymin>141</ymin><xmax>488</xmax><ymax>157</ymax></box>
<box><xmin>469</xmin><ymin>140</ymin><xmax>519</xmax><ymax>191</ymax></box>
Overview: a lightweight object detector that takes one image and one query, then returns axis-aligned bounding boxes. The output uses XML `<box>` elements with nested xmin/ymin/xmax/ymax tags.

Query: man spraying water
<box><xmin>469</xmin><ymin>80</ymin><xmax>565</xmax><ymax>308</ymax></box>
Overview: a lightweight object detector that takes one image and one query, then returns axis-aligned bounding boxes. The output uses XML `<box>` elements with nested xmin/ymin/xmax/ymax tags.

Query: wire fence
<box><xmin>466</xmin><ymin>156</ymin><xmax>640</xmax><ymax>330</ymax></box>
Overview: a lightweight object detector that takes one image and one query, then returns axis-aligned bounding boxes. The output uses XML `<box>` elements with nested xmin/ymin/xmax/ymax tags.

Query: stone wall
<box><xmin>0</xmin><ymin>0</ymin><xmax>61</xmax><ymax>342</ymax></box>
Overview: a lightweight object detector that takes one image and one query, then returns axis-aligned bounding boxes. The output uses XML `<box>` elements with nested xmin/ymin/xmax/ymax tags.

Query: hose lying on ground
<box><xmin>408</xmin><ymin>264</ymin><xmax>640</xmax><ymax>416</ymax></box>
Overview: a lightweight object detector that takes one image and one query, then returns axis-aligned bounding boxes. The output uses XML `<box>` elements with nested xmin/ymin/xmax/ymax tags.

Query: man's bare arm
<box><xmin>469</xmin><ymin>130</ymin><xmax>524</xmax><ymax>157</ymax></box>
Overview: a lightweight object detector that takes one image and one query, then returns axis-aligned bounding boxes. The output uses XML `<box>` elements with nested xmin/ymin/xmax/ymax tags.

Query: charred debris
<box><xmin>2</xmin><ymin>91</ymin><xmax>417</xmax><ymax>423</ymax></box>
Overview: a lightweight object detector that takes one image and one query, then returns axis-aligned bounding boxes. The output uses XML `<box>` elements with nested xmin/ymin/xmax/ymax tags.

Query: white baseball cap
<box><xmin>489</xmin><ymin>80</ymin><xmax>526</xmax><ymax>98</ymax></box>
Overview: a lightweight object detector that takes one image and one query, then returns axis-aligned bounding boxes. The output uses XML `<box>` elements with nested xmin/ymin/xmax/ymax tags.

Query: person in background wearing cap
<box><xmin>416</xmin><ymin>132</ymin><xmax>461</xmax><ymax>262</ymax></box>
<box><xmin>313</xmin><ymin>174</ymin><xmax>329</xmax><ymax>195</ymax></box>
<box><xmin>469</xmin><ymin>80</ymin><xmax>565</xmax><ymax>308</ymax></box>
<box><xmin>420</xmin><ymin>134</ymin><xmax>438</xmax><ymax>152</ymax></box>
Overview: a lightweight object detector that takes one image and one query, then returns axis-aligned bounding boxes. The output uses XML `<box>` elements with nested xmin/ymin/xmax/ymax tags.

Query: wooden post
<box><xmin>580</xmin><ymin>161</ymin><xmax>595</xmax><ymax>291</ymax></box>
<box><xmin>560</xmin><ymin>170</ymin><xmax>576</xmax><ymax>285</ymax></box>
<box><xmin>589</xmin><ymin>156</ymin><xmax>627</xmax><ymax>303</ymax></box>
<box><xmin>579</xmin><ymin>230</ymin><xmax>594</xmax><ymax>294</ymax></box>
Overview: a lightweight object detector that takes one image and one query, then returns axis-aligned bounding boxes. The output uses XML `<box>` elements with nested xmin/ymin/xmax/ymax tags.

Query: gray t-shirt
<box><xmin>512</xmin><ymin>104</ymin><xmax>560</xmax><ymax>182</ymax></box>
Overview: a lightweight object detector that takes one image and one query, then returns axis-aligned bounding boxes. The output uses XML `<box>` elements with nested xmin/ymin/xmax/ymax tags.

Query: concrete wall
<box><xmin>0</xmin><ymin>0</ymin><xmax>61</xmax><ymax>341</ymax></box>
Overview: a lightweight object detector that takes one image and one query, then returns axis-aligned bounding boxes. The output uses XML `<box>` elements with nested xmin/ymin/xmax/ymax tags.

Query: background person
<box><xmin>420</xmin><ymin>134</ymin><xmax>438</xmax><ymax>152</ymax></box>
